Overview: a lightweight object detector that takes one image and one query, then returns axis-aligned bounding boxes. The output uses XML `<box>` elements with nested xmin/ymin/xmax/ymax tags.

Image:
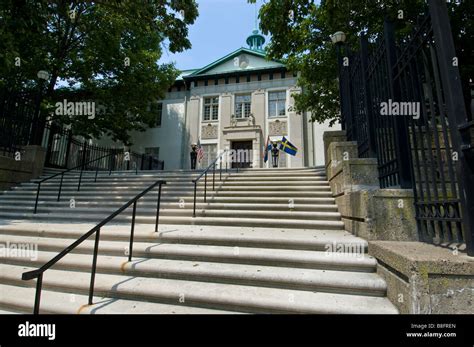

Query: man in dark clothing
<box><xmin>271</xmin><ymin>142</ymin><xmax>279</xmax><ymax>168</ymax></box>
<box><xmin>190</xmin><ymin>144</ymin><xmax>198</xmax><ymax>170</ymax></box>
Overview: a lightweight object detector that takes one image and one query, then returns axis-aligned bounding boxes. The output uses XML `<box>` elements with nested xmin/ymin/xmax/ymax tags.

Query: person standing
<box><xmin>190</xmin><ymin>144</ymin><xmax>198</xmax><ymax>170</ymax></box>
<box><xmin>271</xmin><ymin>142</ymin><xmax>280</xmax><ymax>168</ymax></box>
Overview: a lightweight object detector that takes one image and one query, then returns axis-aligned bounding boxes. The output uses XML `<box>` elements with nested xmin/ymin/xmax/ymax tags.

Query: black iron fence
<box><xmin>0</xmin><ymin>88</ymin><xmax>38</xmax><ymax>157</ymax></box>
<box><xmin>1</xmin><ymin>87</ymin><xmax>164</xmax><ymax>172</ymax></box>
<box><xmin>338</xmin><ymin>0</ymin><xmax>474</xmax><ymax>255</ymax></box>
<box><xmin>41</xmin><ymin>123</ymin><xmax>164</xmax><ymax>171</ymax></box>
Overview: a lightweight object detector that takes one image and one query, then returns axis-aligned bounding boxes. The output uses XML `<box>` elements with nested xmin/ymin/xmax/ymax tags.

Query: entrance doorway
<box><xmin>231</xmin><ymin>140</ymin><xmax>252</xmax><ymax>168</ymax></box>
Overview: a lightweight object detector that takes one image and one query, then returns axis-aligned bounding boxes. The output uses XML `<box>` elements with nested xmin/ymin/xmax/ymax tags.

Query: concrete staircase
<box><xmin>0</xmin><ymin>166</ymin><xmax>398</xmax><ymax>314</ymax></box>
<box><xmin>0</xmin><ymin>167</ymin><xmax>343</xmax><ymax>229</ymax></box>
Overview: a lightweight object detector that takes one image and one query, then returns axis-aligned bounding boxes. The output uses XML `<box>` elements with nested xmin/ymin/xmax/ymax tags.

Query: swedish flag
<box><xmin>279</xmin><ymin>137</ymin><xmax>298</xmax><ymax>156</ymax></box>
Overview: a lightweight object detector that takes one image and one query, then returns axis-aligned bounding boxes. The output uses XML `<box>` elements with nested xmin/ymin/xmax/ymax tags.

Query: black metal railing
<box><xmin>192</xmin><ymin>150</ymin><xmax>228</xmax><ymax>217</ymax></box>
<box><xmin>22</xmin><ymin>179</ymin><xmax>166</xmax><ymax>314</ymax></box>
<box><xmin>34</xmin><ymin>152</ymin><xmax>115</xmax><ymax>213</ymax></box>
<box><xmin>337</xmin><ymin>0</ymin><xmax>474</xmax><ymax>255</ymax></box>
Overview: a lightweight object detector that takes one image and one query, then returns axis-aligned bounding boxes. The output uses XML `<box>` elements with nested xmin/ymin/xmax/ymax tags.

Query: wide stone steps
<box><xmin>17</xmin><ymin>180</ymin><xmax>330</xmax><ymax>188</ymax></box>
<box><xmin>0</xmin><ymin>194</ymin><xmax>336</xmax><ymax>204</ymax></box>
<box><xmin>2</xmin><ymin>250</ymin><xmax>386</xmax><ymax>296</ymax></box>
<box><xmin>0</xmin><ymin>283</ymin><xmax>234</xmax><ymax>314</ymax></box>
<box><xmin>0</xmin><ymin>205</ymin><xmax>341</xmax><ymax>220</ymax></box>
<box><xmin>0</xmin><ymin>223</ymin><xmax>361</xmax><ymax>251</ymax></box>
<box><xmin>0</xmin><ymin>264</ymin><xmax>397</xmax><ymax>314</ymax></box>
<box><xmin>10</xmin><ymin>184</ymin><xmax>332</xmax><ymax>193</ymax></box>
<box><xmin>0</xmin><ymin>200</ymin><xmax>339</xmax><ymax>212</ymax></box>
<box><xmin>0</xmin><ymin>212</ymin><xmax>345</xmax><ymax>229</ymax></box>
<box><xmin>0</xmin><ymin>167</ymin><xmax>398</xmax><ymax>314</ymax></box>
<box><xmin>0</xmin><ymin>233</ymin><xmax>374</xmax><ymax>272</ymax></box>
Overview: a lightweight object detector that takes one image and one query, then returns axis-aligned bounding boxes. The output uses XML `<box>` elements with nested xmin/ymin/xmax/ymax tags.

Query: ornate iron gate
<box><xmin>339</xmin><ymin>0</ymin><xmax>474</xmax><ymax>255</ymax></box>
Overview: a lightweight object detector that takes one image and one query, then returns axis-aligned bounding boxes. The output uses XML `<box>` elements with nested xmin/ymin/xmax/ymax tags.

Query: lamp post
<box><xmin>330</xmin><ymin>31</ymin><xmax>347</xmax><ymax>130</ymax></box>
<box><xmin>30</xmin><ymin>70</ymin><xmax>50</xmax><ymax>145</ymax></box>
<box><xmin>470</xmin><ymin>78</ymin><xmax>473</xmax><ymax>117</ymax></box>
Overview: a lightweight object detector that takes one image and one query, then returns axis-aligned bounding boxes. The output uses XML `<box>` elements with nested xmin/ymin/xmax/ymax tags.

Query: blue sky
<box><xmin>159</xmin><ymin>0</ymin><xmax>265</xmax><ymax>71</ymax></box>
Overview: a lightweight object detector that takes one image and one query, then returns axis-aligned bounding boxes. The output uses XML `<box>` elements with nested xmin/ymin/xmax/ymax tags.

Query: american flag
<box><xmin>196</xmin><ymin>141</ymin><xmax>204</xmax><ymax>163</ymax></box>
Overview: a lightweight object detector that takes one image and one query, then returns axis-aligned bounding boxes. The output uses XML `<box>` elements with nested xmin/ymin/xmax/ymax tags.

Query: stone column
<box><xmin>288</xmin><ymin>87</ymin><xmax>304</xmax><ymax>168</ymax></box>
<box><xmin>187</xmin><ymin>96</ymin><xmax>201</xmax><ymax>146</ymax></box>
<box><xmin>252</xmin><ymin>89</ymin><xmax>265</xmax><ymax>129</ymax></box>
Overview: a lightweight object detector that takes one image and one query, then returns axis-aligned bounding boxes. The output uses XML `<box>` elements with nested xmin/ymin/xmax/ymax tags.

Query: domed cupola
<box><xmin>246</xmin><ymin>29</ymin><xmax>265</xmax><ymax>51</ymax></box>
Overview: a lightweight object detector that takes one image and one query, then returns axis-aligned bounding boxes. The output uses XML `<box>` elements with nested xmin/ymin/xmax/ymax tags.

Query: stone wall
<box><xmin>323</xmin><ymin>130</ymin><xmax>473</xmax><ymax>314</ymax></box>
<box><xmin>0</xmin><ymin>146</ymin><xmax>46</xmax><ymax>191</ymax></box>
<box><xmin>370</xmin><ymin>242</ymin><xmax>474</xmax><ymax>314</ymax></box>
<box><xmin>324</xmin><ymin>132</ymin><xmax>418</xmax><ymax>241</ymax></box>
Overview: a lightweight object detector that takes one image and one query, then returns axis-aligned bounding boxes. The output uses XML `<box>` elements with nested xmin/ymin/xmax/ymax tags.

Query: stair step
<box><xmin>11</xmin><ymin>185</ymin><xmax>331</xmax><ymax>193</ymax></box>
<box><xmin>0</xmin><ymin>213</ymin><xmax>345</xmax><ymax>229</ymax></box>
<box><xmin>0</xmin><ymin>201</ymin><xmax>338</xmax><ymax>212</ymax></box>
<box><xmin>2</xmin><ymin>251</ymin><xmax>385</xmax><ymax>296</ymax></box>
<box><xmin>0</xmin><ymin>195</ymin><xmax>336</xmax><ymax>204</ymax></box>
<box><xmin>0</xmin><ymin>234</ymin><xmax>375</xmax><ymax>272</ymax></box>
<box><xmin>0</xmin><ymin>223</ymin><xmax>365</xmax><ymax>251</ymax></box>
<box><xmin>0</xmin><ymin>264</ymin><xmax>398</xmax><ymax>314</ymax></box>
<box><xmin>0</xmin><ymin>283</ymin><xmax>234</xmax><ymax>314</ymax></box>
<box><xmin>0</xmin><ymin>206</ymin><xmax>341</xmax><ymax>220</ymax></box>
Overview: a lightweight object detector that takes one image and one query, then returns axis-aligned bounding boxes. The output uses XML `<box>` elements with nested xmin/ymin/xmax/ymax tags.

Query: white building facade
<box><xmin>123</xmin><ymin>31</ymin><xmax>337</xmax><ymax>170</ymax></box>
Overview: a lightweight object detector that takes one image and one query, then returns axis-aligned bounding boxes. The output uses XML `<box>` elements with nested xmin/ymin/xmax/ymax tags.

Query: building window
<box><xmin>235</xmin><ymin>94</ymin><xmax>251</xmax><ymax>119</ymax></box>
<box><xmin>156</xmin><ymin>103</ymin><xmax>163</xmax><ymax>127</ymax></box>
<box><xmin>204</xmin><ymin>97</ymin><xmax>219</xmax><ymax>121</ymax></box>
<box><xmin>145</xmin><ymin>147</ymin><xmax>159</xmax><ymax>159</ymax></box>
<box><xmin>268</xmin><ymin>91</ymin><xmax>287</xmax><ymax>118</ymax></box>
<box><xmin>201</xmin><ymin>144</ymin><xmax>217</xmax><ymax>167</ymax></box>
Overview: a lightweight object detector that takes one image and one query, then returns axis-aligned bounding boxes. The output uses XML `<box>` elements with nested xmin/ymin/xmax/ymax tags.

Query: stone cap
<box><xmin>369</xmin><ymin>241</ymin><xmax>474</xmax><ymax>277</ymax></box>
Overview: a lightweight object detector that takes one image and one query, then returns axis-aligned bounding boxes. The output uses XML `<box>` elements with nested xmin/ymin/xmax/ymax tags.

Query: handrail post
<box><xmin>88</xmin><ymin>228</ymin><xmax>101</xmax><ymax>305</ymax></box>
<box><xmin>78</xmin><ymin>166</ymin><xmax>84</xmax><ymax>191</ymax></box>
<box><xmin>57</xmin><ymin>172</ymin><xmax>64</xmax><ymax>201</ymax></box>
<box><xmin>78</xmin><ymin>142</ymin><xmax>87</xmax><ymax>191</ymax></box>
<box><xmin>154</xmin><ymin>183</ymin><xmax>163</xmax><ymax>232</ymax></box>
<box><xmin>220</xmin><ymin>158</ymin><xmax>222</xmax><ymax>181</ymax></box>
<box><xmin>34</xmin><ymin>182</ymin><xmax>41</xmax><ymax>214</ymax></box>
<box><xmin>95</xmin><ymin>164</ymin><xmax>99</xmax><ymax>182</ymax></box>
<box><xmin>33</xmin><ymin>273</ymin><xmax>43</xmax><ymax>314</ymax></box>
<box><xmin>212</xmin><ymin>164</ymin><xmax>215</xmax><ymax>190</ymax></box>
<box><xmin>128</xmin><ymin>200</ymin><xmax>137</xmax><ymax>261</ymax></box>
<box><xmin>204</xmin><ymin>172</ymin><xmax>207</xmax><ymax>202</ymax></box>
<box><xmin>193</xmin><ymin>181</ymin><xmax>197</xmax><ymax>218</ymax></box>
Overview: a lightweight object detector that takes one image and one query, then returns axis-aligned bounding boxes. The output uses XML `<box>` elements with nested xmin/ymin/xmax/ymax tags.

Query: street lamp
<box><xmin>37</xmin><ymin>70</ymin><xmax>50</xmax><ymax>81</ymax></box>
<box><xmin>330</xmin><ymin>31</ymin><xmax>347</xmax><ymax>45</ymax></box>
<box><xmin>31</xmin><ymin>70</ymin><xmax>50</xmax><ymax>145</ymax></box>
<box><xmin>331</xmin><ymin>32</ymin><xmax>347</xmax><ymax>130</ymax></box>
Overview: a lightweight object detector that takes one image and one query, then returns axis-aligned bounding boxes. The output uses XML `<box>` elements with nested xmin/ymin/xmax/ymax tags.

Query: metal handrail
<box><xmin>33</xmin><ymin>152</ymin><xmax>118</xmax><ymax>213</ymax></box>
<box><xmin>22</xmin><ymin>179</ymin><xmax>167</xmax><ymax>314</ymax></box>
<box><xmin>191</xmin><ymin>150</ymin><xmax>229</xmax><ymax>217</ymax></box>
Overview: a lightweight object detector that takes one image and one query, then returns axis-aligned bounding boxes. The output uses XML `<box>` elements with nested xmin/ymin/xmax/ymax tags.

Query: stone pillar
<box><xmin>288</xmin><ymin>87</ymin><xmax>304</xmax><ymax>168</ymax></box>
<box><xmin>327</xmin><ymin>141</ymin><xmax>358</xmax><ymax>179</ymax></box>
<box><xmin>22</xmin><ymin>145</ymin><xmax>46</xmax><ymax>178</ymax></box>
<box><xmin>221</xmin><ymin>93</ymin><xmax>232</xmax><ymax>129</ymax></box>
<box><xmin>187</xmin><ymin>96</ymin><xmax>201</xmax><ymax>146</ymax></box>
<box><xmin>252</xmin><ymin>89</ymin><xmax>265</xmax><ymax>129</ymax></box>
<box><xmin>323</xmin><ymin>130</ymin><xmax>347</xmax><ymax>169</ymax></box>
<box><xmin>0</xmin><ymin>145</ymin><xmax>46</xmax><ymax>190</ymax></box>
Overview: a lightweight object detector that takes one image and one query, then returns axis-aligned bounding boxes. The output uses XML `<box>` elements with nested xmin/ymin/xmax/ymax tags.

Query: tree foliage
<box><xmin>249</xmin><ymin>0</ymin><xmax>473</xmax><ymax>125</ymax></box>
<box><xmin>0</xmin><ymin>0</ymin><xmax>198</xmax><ymax>144</ymax></box>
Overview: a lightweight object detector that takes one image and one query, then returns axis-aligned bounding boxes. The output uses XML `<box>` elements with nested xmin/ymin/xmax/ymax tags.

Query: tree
<box><xmin>249</xmin><ymin>0</ymin><xmax>473</xmax><ymax>124</ymax></box>
<box><xmin>0</xmin><ymin>0</ymin><xmax>198</xmax><ymax>144</ymax></box>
